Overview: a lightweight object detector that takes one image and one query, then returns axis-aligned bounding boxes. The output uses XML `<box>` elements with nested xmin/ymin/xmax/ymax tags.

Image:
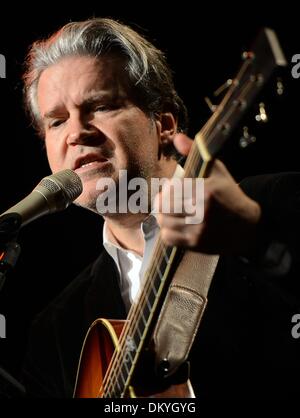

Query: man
<box><xmin>22</xmin><ymin>18</ymin><xmax>300</xmax><ymax>399</ymax></box>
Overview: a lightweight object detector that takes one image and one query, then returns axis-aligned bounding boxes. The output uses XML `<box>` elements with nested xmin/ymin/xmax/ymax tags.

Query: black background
<box><xmin>0</xmin><ymin>2</ymin><xmax>299</xmax><ymax>383</ymax></box>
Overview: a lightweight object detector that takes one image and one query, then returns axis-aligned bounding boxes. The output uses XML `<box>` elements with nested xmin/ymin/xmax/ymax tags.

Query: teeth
<box><xmin>80</xmin><ymin>160</ymin><xmax>97</xmax><ymax>168</ymax></box>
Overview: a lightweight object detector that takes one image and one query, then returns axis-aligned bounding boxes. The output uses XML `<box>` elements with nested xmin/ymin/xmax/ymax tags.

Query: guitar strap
<box><xmin>153</xmin><ymin>26</ymin><xmax>286</xmax><ymax>380</ymax></box>
<box><xmin>153</xmin><ymin>251</ymin><xmax>219</xmax><ymax>378</ymax></box>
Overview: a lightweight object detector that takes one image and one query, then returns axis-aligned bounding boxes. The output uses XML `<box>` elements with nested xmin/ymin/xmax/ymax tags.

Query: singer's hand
<box><xmin>155</xmin><ymin>133</ymin><xmax>261</xmax><ymax>255</ymax></box>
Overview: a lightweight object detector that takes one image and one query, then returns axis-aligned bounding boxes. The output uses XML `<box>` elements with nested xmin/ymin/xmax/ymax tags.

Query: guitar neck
<box><xmin>102</xmin><ymin>242</ymin><xmax>183</xmax><ymax>397</ymax></box>
<box><xmin>101</xmin><ymin>27</ymin><xmax>287</xmax><ymax>398</ymax></box>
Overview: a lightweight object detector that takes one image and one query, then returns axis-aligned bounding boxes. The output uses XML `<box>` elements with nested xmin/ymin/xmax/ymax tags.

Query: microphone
<box><xmin>0</xmin><ymin>169</ymin><xmax>83</xmax><ymax>227</ymax></box>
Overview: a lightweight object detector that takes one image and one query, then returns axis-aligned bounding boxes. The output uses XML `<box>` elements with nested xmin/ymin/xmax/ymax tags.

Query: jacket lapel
<box><xmin>84</xmin><ymin>249</ymin><xmax>127</xmax><ymax>325</ymax></box>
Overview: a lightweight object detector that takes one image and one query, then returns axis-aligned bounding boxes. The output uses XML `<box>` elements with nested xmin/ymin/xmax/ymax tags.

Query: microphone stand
<box><xmin>0</xmin><ymin>213</ymin><xmax>22</xmax><ymax>293</ymax></box>
<box><xmin>0</xmin><ymin>366</ymin><xmax>26</xmax><ymax>398</ymax></box>
<box><xmin>0</xmin><ymin>213</ymin><xmax>26</xmax><ymax>398</ymax></box>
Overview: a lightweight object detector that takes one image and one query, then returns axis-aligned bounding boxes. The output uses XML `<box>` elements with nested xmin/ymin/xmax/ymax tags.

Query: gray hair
<box><xmin>23</xmin><ymin>17</ymin><xmax>188</xmax><ymax>150</ymax></box>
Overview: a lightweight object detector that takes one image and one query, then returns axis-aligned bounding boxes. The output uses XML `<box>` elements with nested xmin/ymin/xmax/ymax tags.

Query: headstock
<box><xmin>196</xmin><ymin>28</ymin><xmax>287</xmax><ymax>157</ymax></box>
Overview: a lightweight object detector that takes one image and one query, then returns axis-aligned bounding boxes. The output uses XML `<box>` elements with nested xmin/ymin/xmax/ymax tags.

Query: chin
<box><xmin>74</xmin><ymin>187</ymin><xmax>101</xmax><ymax>213</ymax></box>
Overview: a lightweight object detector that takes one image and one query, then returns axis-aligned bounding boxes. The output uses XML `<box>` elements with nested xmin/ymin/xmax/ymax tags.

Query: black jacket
<box><xmin>22</xmin><ymin>173</ymin><xmax>300</xmax><ymax>399</ymax></box>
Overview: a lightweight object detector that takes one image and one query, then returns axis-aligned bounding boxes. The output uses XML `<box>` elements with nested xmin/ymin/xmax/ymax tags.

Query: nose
<box><xmin>66</xmin><ymin>114</ymin><xmax>98</xmax><ymax>145</ymax></box>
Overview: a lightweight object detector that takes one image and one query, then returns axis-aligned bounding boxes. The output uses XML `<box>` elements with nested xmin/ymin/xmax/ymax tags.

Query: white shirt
<box><xmin>103</xmin><ymin>164</ymin><xmax>184</xmax><ymax>312</ymax></box>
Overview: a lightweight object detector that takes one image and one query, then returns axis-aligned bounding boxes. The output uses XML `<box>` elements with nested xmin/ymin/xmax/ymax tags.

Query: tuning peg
<box><xmin>239</xmin><ymin>126</ymin><xmax>256</xmax><ymax>148</ymax></box>
<box><xmin>241</xmin><ymin>51</ymin><xmax>255</xmax><ymax>61</ymax></box>
<box><xmin>276</xmin><ymin>77</ymin><xmax>284</xmax><ymax>95</ymax></box>
<box><xmin>204</xmin><ymin>79</ymin><xmax>234</xmax><ymax>113</ymax></box>
<box><xmin>213</xmin><ymin>79</ymin><xmax>233</xmax><ymax>97</ymax></box>
<box><xmin>204</xmin><ymin>96</ymin><xmax>217</xmax><ymax>113</ymax></box>
<box><xmin>255</xmin><ymin>102</ymin><xmax>268</xmax><ymax>123</ymax></box>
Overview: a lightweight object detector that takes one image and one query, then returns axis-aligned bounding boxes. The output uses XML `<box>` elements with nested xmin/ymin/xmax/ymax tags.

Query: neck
<box><xmin>105</xmin><ymin>212</ymin><xmax>147</xmax><ymax>256</ymax></box>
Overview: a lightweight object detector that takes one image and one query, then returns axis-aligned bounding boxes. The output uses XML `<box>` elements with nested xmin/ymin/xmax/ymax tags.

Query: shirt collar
<box><xmin>172</xmin><ymin>163</ymin><xmax>185</xmax><ymax>179</ymax></box>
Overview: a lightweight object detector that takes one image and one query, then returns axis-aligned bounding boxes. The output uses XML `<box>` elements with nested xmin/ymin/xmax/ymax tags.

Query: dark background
<box><xmin>0</xmin><ymin>2</ymin><xmax>299</xmax><ymax>384</ymax></box>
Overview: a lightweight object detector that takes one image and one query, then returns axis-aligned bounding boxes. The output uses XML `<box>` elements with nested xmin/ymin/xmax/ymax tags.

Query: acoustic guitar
<box><xmin>73</xmin><ymin>28</ymin><xmax>286</xmax><ymax>398</ymax></box>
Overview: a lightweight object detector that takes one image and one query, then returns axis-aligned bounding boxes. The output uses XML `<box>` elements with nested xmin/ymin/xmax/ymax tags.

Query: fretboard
<box><xmin>101</xmin><ymin>27</ymin><xmax>287</xmax><ymax>398</ymax></box>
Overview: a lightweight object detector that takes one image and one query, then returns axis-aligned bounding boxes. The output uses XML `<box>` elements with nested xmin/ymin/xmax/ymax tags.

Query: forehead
<box><xmin>37</xmin><ymin>55</ymin><xmax>128</xmax><ymax>114</ymax></box>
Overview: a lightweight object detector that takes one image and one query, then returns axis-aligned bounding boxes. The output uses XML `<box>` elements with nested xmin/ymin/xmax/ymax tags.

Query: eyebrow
<box><xmin>42</xmin><ymin>92</ymin><xmax>116</xmax><ymax>121</ymax></box>
<box><xmin>43</xmin><ymin>107</ymin><xmax>64</xmax><ymax>121</ymax></box>
<box><xmin>84</xmin><ymin>91</ymin><xmax>124</xmax><ymax>106</ymax></box>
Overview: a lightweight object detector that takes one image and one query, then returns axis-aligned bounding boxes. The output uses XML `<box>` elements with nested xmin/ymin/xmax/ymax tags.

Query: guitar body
<box><xmin>73</xmin><ymin>318</ymin><xmax>194</xmax><ymax>398</ymax></box>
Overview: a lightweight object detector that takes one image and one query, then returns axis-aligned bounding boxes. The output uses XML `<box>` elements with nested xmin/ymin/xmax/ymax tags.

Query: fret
<box><xmin>155</xmin><ymin>263</ymin><xmax>163</xmax><ymax>280</ymax></box>
<box><xmin>145</xmin><ymin>279</ymin><xmax>158</xmax><ymax>307</ymax></box>
<box><xmin>136</xmin><ymin>317</ymin><xmax>145</xmax><ymax>338</ymax></box>
<box><xmin>144</xmin><ymin>293</ymin><xmax>152</xmax><ymax>313</ymax></box>
<box><xmin>106</xmin><ymin>358</ymin><xmax>133</xmax><ymax>397</ymax></box>
<box><xmin>155</xmin><ymin>246</ymin><xmax>170</xmax><ymax>272</ymax></box>
<box><xmin>112</xmin><ymin>339</ymin><xmax>138</xmax><ymax>396</ymax></box>
<box><xmin>122</xmin><ymin>358</ymin><xmax>131</xmax><ymax>374</ymax></box>
<box><xmin>134</xmin><ymin>316</ymin><xmax>150</xmax><ymax>344</ymax></box>
<box><xmin>139</xmin><ymin>311</ymin><xmax>148</xmax><ymax>327</ymax></box>
<box><xmin>109</xmin><ymin>377</ymin><xmax>123</xmax><ymax>398</ymax></box>
<box><xmin>163</xmin><ymin>247</ymin><xmax>170</xmax><ymax>264</ymax></box>
<box><xmin>139</xmin><ymin>299</ymin><xmax>151</xmax><ymax>319</ymax></box>
<box><xmin>106</xmin><ymin>252</ymin><xmax>181</xmax><ymax>396</ymax></box>
<box><xmin>98</xmin><ymin>28</ymin><xmax>287</xmax><ymax>399</ymax></box>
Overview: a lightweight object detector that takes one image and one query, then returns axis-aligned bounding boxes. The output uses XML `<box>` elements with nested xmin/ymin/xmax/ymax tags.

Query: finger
<box><xmin>160</xmin><ymin>228</ymin><xmax>189</xmax><ymax>247</ymax></box>
<box><xmin>157</xmin><ymin>213</ymin><xmax>187</xmax><ymax>230</ymax></box>
<box><xmin>155</xmin><ymin>203</ymin><xmax>197</xmax><ymax>217</ymax></box>
<box><xmin>160</xmin><ymin>224</ymin><xmax>204</xmax><ymax>248</ymax></box>
<box><xmin>154</xmin><ymin>188</ymin><xmax>194</xmax><ymax>216</ymax></box>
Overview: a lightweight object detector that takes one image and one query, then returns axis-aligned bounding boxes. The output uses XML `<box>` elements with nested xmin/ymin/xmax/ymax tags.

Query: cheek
<box><xmin>45</xmin><ymin>142</ymin><xmax>63</xmax><ymax>172</ymax></box>
<box><xmin>121</xmin><ymin>122</ymin><xmax>158</xmax><ymax>160</ymax></box>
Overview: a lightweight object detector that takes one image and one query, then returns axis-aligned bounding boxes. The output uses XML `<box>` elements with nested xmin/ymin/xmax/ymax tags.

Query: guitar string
<box><xmin>99</xmin><ymin>127</ymin><xmax>206</xmax><ymax>396</ymax></box>
<box><xmin>101</xmin><ymin>76</ymin><xmax>253</xmax><ymax>398</ymax></box>
<box><xmin>100</xmin><ymin>127</ymin><xmax>206</xmax><ymax>396</ymax></box>
<box><xmin>101</xmin><ymin>61</ymin><xmax>254</xmax><ymax>396</ymax></box>
<box><xmin>101</xmin><ymin>74</ymin><xmax>254</xmax><ymax>397</ymax></box>
<box><xmin>100</xmin><ymin>126</ymin><xmax>213</xmax><ymax>397</ymax></box>
<box><xmin>103</xmin><ymin>140</ymin><xmax>215</xmax><ymax>397</ymax></box>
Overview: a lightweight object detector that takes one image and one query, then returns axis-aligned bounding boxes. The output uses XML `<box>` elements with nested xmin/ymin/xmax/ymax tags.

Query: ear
<box><xmin>156</xmin><ymin>113</ymin><xmax>177</xmax><ymax>156</ymax></box>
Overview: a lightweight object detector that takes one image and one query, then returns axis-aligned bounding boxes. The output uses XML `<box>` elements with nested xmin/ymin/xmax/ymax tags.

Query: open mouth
<box><xmin>73</xmin><ymin>154</ymin><xmax>109</xmax><ymax>172</ymax></box>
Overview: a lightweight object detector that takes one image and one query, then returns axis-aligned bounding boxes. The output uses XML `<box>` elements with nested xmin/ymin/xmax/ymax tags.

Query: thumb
<box><xmin>173</xmin><ymin>133</ymin><xmax>193</xmax><ymax>156</ymax></box>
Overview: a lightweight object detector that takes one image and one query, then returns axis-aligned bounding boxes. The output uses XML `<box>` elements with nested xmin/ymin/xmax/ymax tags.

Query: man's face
<box><xmin>37</xmin><ymin>55</ymin><xmax>173</xmax><ymax>212</ymax></box>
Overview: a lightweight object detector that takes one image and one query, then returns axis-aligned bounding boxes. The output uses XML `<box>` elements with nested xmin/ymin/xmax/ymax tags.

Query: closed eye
<box><xmin>49</xmin><ymin>119</ymin><xmax>65</xmax><ymax>128</ymax></box>
<box><xmin>95</xmin><ymin>105</ymin><xmax>109</xmax><ymax>112</ymax></box>
<box><xmin>94</xmin><ymin>103</ymin><xmax>120</xmax><ymax>112</ymax></box>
